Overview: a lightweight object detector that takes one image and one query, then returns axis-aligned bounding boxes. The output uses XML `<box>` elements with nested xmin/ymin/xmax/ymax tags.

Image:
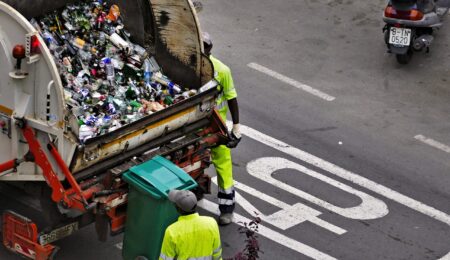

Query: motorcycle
<box><xmin>383</xmin><ymin>0</ymin><xmax>450</xmax><ymax>64</ymax></box>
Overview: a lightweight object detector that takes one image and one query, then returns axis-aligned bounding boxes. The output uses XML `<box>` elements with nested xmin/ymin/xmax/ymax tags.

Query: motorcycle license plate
<box><xmin>389</xmin><ymin>27</ymin><xmax>412</xmax><ymax>46</ymax></box>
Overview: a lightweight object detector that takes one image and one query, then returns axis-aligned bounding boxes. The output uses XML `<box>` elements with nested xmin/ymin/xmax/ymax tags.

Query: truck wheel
<box><xmin>396</xmin><ymin>51</ymin><xmax>413</xmax><ymax>64</ymax></box>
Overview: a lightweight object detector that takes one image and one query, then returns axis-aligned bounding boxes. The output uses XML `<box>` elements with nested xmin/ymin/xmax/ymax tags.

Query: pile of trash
<box><xmin>31</xmin><ymin>0</ymin><xmax>197</xmax><ymax>142</ymax></box>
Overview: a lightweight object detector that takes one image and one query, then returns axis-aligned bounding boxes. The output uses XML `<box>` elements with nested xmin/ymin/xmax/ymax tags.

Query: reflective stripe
<box><xmin>161</xmin><ymin>254</ymin><xmax>215</xmax><ymax>260</ymax></box>
<box><xmin>217</xmin><ymin>100</ymin><xmax>227</xmax><ymax>110</ymax></box>
<box><xmin>187</xmin><ymin>256</ymin><xmax>212</xmax><ymax>260</ymax></box>
<box><xmin>217</xmin><ymin>93</ymin><xmax>224</xmax><ymax>102</ymax></box>
<box><xmin>218</xmin><ymin>198</ymin><xmax>235</xmax><ymax>206</ymax></box>
<box><xmin>159</xmin><ymin>253</ymin><xmax>174</xmax><ymax>260</ymax></box>
<box><xmin>213</xmin><ymin>245</ymin><xmax>222</xmax><ymax>254</ymax></box>
<box><xmin>218</xmin><ymin>186</ymin><xmax>234</xmax><ymax>194</ymax></box>
<box><xmin>216</xmin><ymin>93</ymin><xmax>227</xmax><ymax>110</ymax></box>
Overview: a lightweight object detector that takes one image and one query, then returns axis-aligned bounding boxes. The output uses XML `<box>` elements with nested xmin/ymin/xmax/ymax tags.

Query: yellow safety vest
<box><xmin>210</xmin><ymin>55</ymin><xmax>238</xmax><ymax>122</ymax></box>
<box><xmin>159</xmin><ymin>213</ymin><xmax>222</xmax><ymax>260</ymax></box>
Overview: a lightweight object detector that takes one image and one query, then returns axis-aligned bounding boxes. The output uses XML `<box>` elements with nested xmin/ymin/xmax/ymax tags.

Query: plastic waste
<box><xmin>34</xmin><ymin>0</ymin><xmax>197</xmax><ymax>143</ymax></box>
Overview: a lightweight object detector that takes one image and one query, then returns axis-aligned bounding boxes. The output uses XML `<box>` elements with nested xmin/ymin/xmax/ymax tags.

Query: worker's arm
<box><xmin>227</xmin><ymin>98</ymin><xmax>239</xmax><ymax>125</ymax></box>
<box><xmin>159</xmin><ymin>229</ymin><xmax>176</xmax><ymax>260</ymax></box>
<box><xmin>226</xmin><ymin>97</ymin><xmax>241</xmax><ymax>148</ymax></box>
<box><xmin>219</xmin><ymin>65</ymin><xmax>241</xmax><ymax>148</ymax></box>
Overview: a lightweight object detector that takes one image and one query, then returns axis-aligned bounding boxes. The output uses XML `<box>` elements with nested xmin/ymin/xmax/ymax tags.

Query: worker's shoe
<box><xmin>218</xmin><ymin>213</ymin><xmax>234</xmax><ymax>226</ymax></box>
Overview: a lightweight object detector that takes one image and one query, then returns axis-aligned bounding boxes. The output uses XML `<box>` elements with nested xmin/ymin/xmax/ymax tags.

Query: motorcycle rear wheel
<box><xmin>396</xmin><ymin>50</ymin><xmax>413</xmax><ymax>64</ymax></box>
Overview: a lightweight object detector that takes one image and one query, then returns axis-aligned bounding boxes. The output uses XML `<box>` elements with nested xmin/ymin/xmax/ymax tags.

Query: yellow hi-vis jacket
<box><xmin>159</xmin><ymin>213</ymin><xmax>222</xmax><ymax>260</ymax></box>
<box><xmin>210</xmin><ymin>55</ymin><xmax>238</xmax><ymax>122</ymax></box>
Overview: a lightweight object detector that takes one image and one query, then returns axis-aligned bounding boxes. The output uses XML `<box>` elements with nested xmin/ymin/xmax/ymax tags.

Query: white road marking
<box><xmin>440</xmin><ymin>252</ymin><xmax>450</xmax><ymax>260</ymax></box>
<box><xmin>247</xmin><ymin>62</ymin><xmax>336</xmax><ymax>101</ymax></box>
<box><xmin>247</xmin><ymin>157</ymin><xmax>389</xmax><ymax>220</ymax></box>
<box><xmin>115</xmin><ymin>242</ymin><xmax>123</xmax><ymax>250</ymax></box>
<box><xmin>240</xmin><ymin>124</ymin><xmax>450</xmax><ymax>227</ymax></box>
<box><xmin>213</xmin><ymin>177</ymin><xmax>347</xmax><ymax>234</ymax></box>
<box><xmin>415</xmin><ymin>135</ymin><xmax>450</xmax><ymax>154</ymax></box>
<box><xmin>197</xmin><ymin>199</ymin><xmax>337</xmax><ymax>260</ymax></box>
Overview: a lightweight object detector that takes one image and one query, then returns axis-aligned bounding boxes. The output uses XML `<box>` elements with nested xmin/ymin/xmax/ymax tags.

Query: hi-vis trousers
<box><xmin>211</xmin><ymin>144</ymin><xmax>235</xmax><ymax>214</ymax></box>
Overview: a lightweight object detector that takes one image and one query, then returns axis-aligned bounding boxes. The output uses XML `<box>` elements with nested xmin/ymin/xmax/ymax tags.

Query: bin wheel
<box><xmin>135</xmin><ymin>256</ymin><xmax>148</xmax><ymax>260</ymax></box>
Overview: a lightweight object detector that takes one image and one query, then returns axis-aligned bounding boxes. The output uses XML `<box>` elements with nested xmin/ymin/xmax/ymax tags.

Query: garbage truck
<box><xmin>0</xmin><ymin>0</ymin><xmax>228</xmax><ymax>259</ymax></box>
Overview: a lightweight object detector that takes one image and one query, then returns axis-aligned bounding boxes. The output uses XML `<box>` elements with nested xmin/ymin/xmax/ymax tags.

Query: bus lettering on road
<box><xmin>246</xmin><ymin>157</ymin><xmax>389</xmax><ymax>221</ymax></box>
<box><xmin>201</xmin><ymin>123</ymin><xmax>450</xmax><ymax>259</ymax></box>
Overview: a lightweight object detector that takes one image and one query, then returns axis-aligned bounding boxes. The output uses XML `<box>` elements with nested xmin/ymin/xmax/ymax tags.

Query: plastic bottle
<box><xmin>143</xmin><ymin>59</ymin><xmax>152</xmax><ymax>88</ymax></box>
<box><xmin>109</xmin><ymin>33</ymin><xmax>129</xmax><ymax>50</ymax></box>
<box><xmin>54</xmin><ymin>32</ymin><xmax>77</xmax><ymax>57</ymax></box>
<box><xmin>133</xmin><ymin>44</ymin><xmax>147</xmax><ymax>59</ymax></box>
<box><xmin>42</xmin><ymin>31</ymin><xmax>58</xmax><ymax>51</ymax></box>
<box><xmin>98</xmin><ymin>32</ymin><xmax>106</xmax><ymax>46</ymax></box>
<box><xmin>152</xmin><ymin>72</ymin><xmax>182</xmax><ymax>95</ymax></box>
<box><xmin>103</xmin><ymin>58</ymin><xmax>115</xmax><ymax>82</ymax></box>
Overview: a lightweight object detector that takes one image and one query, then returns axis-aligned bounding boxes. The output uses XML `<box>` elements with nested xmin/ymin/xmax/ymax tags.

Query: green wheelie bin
<box><xmin>122</xmin><ymin>155</ymin><xmax>198</xmax><ymax>260</ymax></box>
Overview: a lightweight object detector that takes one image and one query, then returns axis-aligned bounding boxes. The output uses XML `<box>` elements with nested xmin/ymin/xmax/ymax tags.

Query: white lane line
<box><xmin>415</xmin><ymin>135</ymin><xmax>450</xmax><ymax>154</ymax></box>
<box><xmin>440</xmin><ymin>252</ymin><xmax>450</xmax><ymax>260</ymax></box>
<box><xmin>240</xmin><ymin>124</ymin><xmax>450</xmax><ymax>226</ymax></box>
<box><xmin>197</xmin><ymin>199</ymin><xmax>337</xmax><ymax>260</ymax></box>
<box><xmin>247</xmin><ymin>62</ymin><xmax>336</xmax><ymax>101</ymax></box>
<box><xmin>115</xmin><ymin>242</ymin><xmax>123</xmax><ymax>250</ymax></box>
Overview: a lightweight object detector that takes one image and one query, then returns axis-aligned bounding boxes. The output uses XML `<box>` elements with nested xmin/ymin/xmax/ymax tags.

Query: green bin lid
<box><xmin>123</xmin><ymin>156</ymin><xmax>198</xmax><ymax>199</ymax></box>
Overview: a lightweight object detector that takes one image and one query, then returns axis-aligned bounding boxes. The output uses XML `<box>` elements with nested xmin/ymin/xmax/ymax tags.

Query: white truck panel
<box><xmin>0</xmin><ymin>2</ymin><xmax>71</xmax><ymax>181</ymax></box>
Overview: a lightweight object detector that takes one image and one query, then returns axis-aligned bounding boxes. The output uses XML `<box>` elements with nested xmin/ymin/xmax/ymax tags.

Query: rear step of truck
<box><xmin>3</xmin><ymin>211</ymin><xmax>58</xmax><ymax>260</ymax></box>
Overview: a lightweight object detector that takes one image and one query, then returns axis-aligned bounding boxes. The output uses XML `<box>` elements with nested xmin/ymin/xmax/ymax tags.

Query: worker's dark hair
<box><xmin>204</xmin><ymin>42</ymin><xmax>213</xmax><ymax>56</ymax></box>
<box><xmin>202</xmin><ymin>32</ymin><xmax>213</xmax><ymax>56</ymax></box>
<box><xmin>176</xmin><ymin>205</ymin><xmax>197</xmax><ymax>215</ymax></box>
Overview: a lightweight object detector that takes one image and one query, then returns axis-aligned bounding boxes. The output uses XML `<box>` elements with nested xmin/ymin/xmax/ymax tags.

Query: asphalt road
<box><xmin>1</xmin><ymin>0</ymin><xmax>450</xmax><ymax>259</ymax></box>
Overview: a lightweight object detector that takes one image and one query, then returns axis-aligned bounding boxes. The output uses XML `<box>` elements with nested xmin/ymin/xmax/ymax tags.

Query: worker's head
<box><xmin>168</xmin><ymin>189</ymin><xmax>197</xmax><ymax>215</ymax></box>
<box><xmin>202</xmin><ymin>32</ymin><xmax>213</xmax><ymax>56</ymax></box>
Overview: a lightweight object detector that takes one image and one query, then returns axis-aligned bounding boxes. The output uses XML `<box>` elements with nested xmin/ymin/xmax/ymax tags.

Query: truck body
<box><xmin>0</xmin><ymin>1</ymin><xmax>227</xmax><ymax>259</ymax></box>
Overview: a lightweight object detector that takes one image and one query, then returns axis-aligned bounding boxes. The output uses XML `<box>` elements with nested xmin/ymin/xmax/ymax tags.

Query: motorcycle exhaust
<box><xmin>413</xmin><ymin>35</ymin><xmax>434</xmax><ymax>51</ymax></box>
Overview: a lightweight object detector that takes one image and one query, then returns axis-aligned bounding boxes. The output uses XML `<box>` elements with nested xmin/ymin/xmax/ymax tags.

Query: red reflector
<box><xmin>385</xmin><ymin>6</ymin><xmax>396</xmax><ymax>18</ymax></box>
<box><xmin>409</xmin><ymin>9</ymin><xmax>424</xmax><ymax>21</ymax></box>
<box><xmin>30</xmin><ymin>35</ymin><xmax>41</xmax><ymax>55</ymax></box>
<box><xmin>384</xmin><ymin>5</ymin><xmax>424</xmax><ymax>21</ymax></box>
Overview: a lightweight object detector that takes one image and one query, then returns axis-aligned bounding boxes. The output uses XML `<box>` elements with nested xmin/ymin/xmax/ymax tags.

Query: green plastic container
<box><xmin>122</xmin><ymin>156</ymin><xmax>198</xmax><ymax>260</ymax></box>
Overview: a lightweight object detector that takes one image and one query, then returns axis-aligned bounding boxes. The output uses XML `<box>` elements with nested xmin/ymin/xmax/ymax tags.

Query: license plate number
<box><xmin>39</xmin><ymin>222</ymin><xmax>78</xmax><ymax>245</ymax></box>
<box><xmin>389</xmin><ymin>27</ymin><xmax>412</xmax><ymax>46</ymax></box>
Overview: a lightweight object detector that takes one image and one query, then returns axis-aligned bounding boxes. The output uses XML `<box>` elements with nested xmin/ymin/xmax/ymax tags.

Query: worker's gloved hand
<box><xmin>226</xmin><ymin>124</ymin><xmax>242</xmax><ymax>148</ymax></box>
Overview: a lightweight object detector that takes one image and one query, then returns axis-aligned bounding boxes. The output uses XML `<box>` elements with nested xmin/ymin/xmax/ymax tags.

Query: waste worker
<box><xmin>159</xmin><ymin>189</ymin><xmax>222</xmax><ymax>260</ymax></box>
<box><xmin>203</xmin><ymin>32</ymin><xmax>242</xmax><ymax>225</ymax></box>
